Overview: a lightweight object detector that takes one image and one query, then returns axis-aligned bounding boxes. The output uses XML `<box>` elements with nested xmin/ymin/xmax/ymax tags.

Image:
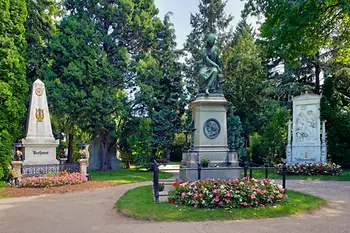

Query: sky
<box><xmin>154</xmin><ymin>0</ymin><xmax>246</xmax><ymax>48</ymax></box>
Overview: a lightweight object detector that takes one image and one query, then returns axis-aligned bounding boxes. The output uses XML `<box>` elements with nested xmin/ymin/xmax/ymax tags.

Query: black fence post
<box><xmin>153</xmin><ymin>160</ymin><xmax>159</xmax><ymax>203</ymax></box>
<box><xmin>249</xmin><ymin>160</ymin><xmax>253</xmax><ymax>179</ymax></box>
<box><xmin>265</xmin><ymin>162</ymin><xmax>269</xmax><ymax>179</ymax></box>
<box><xmin>244</xmin><ymin>160</ymin><xmax>248</xmax><ymax>177</ymax></box>
<box><xmin>282</xmin><ymin>163</ymin><xmax>287</xmax><ymax>193</ymax></box>
<box><xmin>197</xmin><ymin>162</ymin><xmax>202</xmax><ymax>180</ymax></box>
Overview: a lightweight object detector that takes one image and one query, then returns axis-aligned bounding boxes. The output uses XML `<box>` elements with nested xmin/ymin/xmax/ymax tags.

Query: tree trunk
<box><xmin>315</xmin><ymin>52</ymin><xmax>321</xmax><ymax>94</ymax></box>
<box><xmin>68</xmin><ymin>133</ymin><xmax>74</xmax><ymax>163</ymax></box>
<box><xmin>100</xmin><ymin>130</ymin><xmax>111</xmax><ymax>171</ymax></box>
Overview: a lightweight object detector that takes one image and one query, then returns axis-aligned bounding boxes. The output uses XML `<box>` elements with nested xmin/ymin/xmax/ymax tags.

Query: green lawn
<box><xmin>90</xmin><ymin>169</ymin><xmax>173</xmax><ymax>184</ymax></box>
<box><xmin>116</xmin><ymin>185</ymin><xmax>326</xmax><ymax>221</ymax></box>
<box><xmin>0</xmin><ymin>181</ymin><xmax>8</xmax><ymax>199</ymax></box>
<box><xmin>247</xmin><ymin>168</ymin><xmax>350</xmax><ymax>181</ymax></box>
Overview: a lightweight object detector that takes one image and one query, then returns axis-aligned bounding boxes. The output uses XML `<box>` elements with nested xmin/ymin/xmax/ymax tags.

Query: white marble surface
<box><xmin>22</xmin><ymin>79</ymin><xmax>58</xmax><ymax>165</ymax></box>
<box><xmin>288</xmin><ymin>93</ymin><xmax>325</xmax><ymax>164</ymax></box>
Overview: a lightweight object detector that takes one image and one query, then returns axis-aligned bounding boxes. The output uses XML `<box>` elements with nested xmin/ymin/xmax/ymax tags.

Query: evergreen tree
<box><xmin>25</xmin><ymin>0</ymin><xmax>61</xmax><ymax>83</ymax></box>
<box><xmin>0</xmin><ymin>0</ymin><xmax>27</xmax><ymax>179</ymax></box>
<box><xmin>133</xmin><ymin>13</ymin><xmax>185</xmax><ymax>163</ymax></box>
<box><xmin>223</xmin><ymin>19</ymin><xmax>263</xmax><ymax>147</ymax></box>
<box><xmin>184</xmin><ymin>0</ymin><xmax>233</xmax><ymax>99</ymax></box>
<box><xmin>321</xmin><ymin>77</ymin><xmax>350</xmax><ymax>168</ymax></box>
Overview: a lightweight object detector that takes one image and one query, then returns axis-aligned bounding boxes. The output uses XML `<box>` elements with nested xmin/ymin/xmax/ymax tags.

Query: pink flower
<box><xmin>181</xmin><ymin>192</ymin><xmax>186</xmax><ymax>198</ymax></box>
<box><xmin>241</xmin><ymin>202</ymin><xmax>247</xmax><ymax>207</ymax></box>
<box><xmin>214</xmin><ymin>195</ymin><xmax>220</xmax><ymax>202</ymax></box>
<box><xmin>251</xmin><ymin>193</ymin><xmax>256</xmax><ymax>199</ymax></box>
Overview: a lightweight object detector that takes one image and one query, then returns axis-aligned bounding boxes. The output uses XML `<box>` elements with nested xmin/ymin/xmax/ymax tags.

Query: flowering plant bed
<box><xmin>276</xmin><ymin>163</ymin><xmax>342</xmax><ymax>176</ymax></box>
<box><xmin>21</xmin><ymin>172</ymin><xmax>87</xmax><ymax>188</ymax></box>
<box><xmin>168</xmin><ymin>177</ymin><xmax>287</xmax><ymax>209</ymax></box>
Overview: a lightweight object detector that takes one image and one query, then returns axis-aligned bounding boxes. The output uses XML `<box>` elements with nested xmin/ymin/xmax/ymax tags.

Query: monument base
<box><xmin>180</xmin><ymin>151</ymin><xmax>241</xmax><ymax>181</ymax></box>
<box><xmin>22</xmin><ymin>138</ymin><xmax>59</xmax><ymax>165</ymax></box>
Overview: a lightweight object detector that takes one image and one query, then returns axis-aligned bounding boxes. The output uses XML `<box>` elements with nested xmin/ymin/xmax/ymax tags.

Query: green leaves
<box><xmin>0</xmin><ymin>0</ymin><xmax>27</xmax><ymax>179</ymax></box>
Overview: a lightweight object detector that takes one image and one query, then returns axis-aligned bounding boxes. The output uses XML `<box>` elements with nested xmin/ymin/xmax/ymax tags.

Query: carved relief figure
<box><xmin>295</xmin><ymin>109</ymin><xmax>317</xmax><ymax>142</ymax></box>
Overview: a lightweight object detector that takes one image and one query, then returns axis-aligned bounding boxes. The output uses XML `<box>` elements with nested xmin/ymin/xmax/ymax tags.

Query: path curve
<box><xmin>0</xmin><ymin>180</ymin><xmax>349</xmax><ymax>233</ymax></box>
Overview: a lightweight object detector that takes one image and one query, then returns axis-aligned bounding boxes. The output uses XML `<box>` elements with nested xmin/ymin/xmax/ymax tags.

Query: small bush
<box><xmin>276</xmin><ymin>163</ymin><xmax>342</xmax><ymax>176</ymax></box>
<box><xmin>168</xmin><ymin>177</ymin><xmax>287</xmax><ymax>209</ymax></box>
<box><xmin>21</xmin><ymin>172</ymin><xmax>87</xmax><ymax>188</ymax></box>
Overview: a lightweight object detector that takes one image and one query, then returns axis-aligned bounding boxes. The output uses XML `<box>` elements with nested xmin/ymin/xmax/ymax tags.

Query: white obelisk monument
<box><xmin>22</xmin><ymin>79</ymin><xmax>59</xmax><ymax>165</ymax></box>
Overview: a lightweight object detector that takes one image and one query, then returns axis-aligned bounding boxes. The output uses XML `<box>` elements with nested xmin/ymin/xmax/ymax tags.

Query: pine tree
<box><xmin>184</xmin><ymin>0</ymin><xmax>233</xmax><ymax>99</ymax></box>
<box><xmin>133</xmin><ymin>13</ymin><xmax>185</xmax><ymax>162</ymax></box>
<box><xmin>0</xmin><ymin>0</ymin><xmax>27</xmax><ymax>179</ymax></box>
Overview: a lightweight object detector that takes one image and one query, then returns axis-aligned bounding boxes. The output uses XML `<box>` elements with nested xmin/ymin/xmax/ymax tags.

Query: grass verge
<box><xmin>116</xmin><ymin>185</ymin><xmax>326</xmax><ymax>221</ymax></box>
<box><xmin>90</xmin><ymin>169</ymin><xmax>172</xmax><ymax>184</ymax></box>
<box><xmin>246</xmin><ymin>168</ymin><xmax>350</xmax><ymax>181</ymax></box>
<box><xmin>0</xmin><ymin>181</ymin><xmax>8</xmax><ymax>199</ymax></box>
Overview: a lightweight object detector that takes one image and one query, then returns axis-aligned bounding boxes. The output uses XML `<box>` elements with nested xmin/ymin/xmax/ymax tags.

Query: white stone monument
<box><xmin>286</xmin><ymin>93</ymin><xmax>327</xmax><ymax>164</ymax></box>
<box><xmin>22</xmin><ymin>79</ymin><xmax>59</xmax><ymax>165</ymax></box>
<box><xmin>180</xmin><ymin>94</ymin><xmax>240</xmax><ymax>181</ymax></box>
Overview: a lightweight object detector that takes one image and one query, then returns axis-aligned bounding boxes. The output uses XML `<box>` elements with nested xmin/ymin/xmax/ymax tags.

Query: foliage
<box><xmin>276</xmin><ymin>163</ymin><xmax>342</xmax><ymax>176</ymax></box>
<box><xmin>117</xmin><ymin>186</ymin><xmax>326</xmax><ymax>221</ymax></box>
<box><xmin>132</xmin><ymin>13</ymin><xmax>185</xmax><ymax>163</ymax></box>
<box><xmin>223</xmin><ymin>19</ymin><xmax>264</xmax><ymax>147</ymax></box>
<box><xmin>200</xmin><ymin>157</ymin><xmax>210</xmax><ymax>167</ymax></box>
<box><xmin>254</xmin><ymin>99</ymin><xmax>289</xmax><ymax>163</ymax></box>
<box><xmin>21</xmin><ymin>172</ymin><xmax>87</xmax><ymax>188</ymax></box>
<box><xmin>0</xmin><ymin>0</ymin><xmax>28</xmax><ymax>179</ymax></box>
<box><xmin>243</xmin><ymin>0</ymin><xmax>350</xmax><ymax>94</ymax></box>
<box><xmin>184</xmin><ymin>0</ymin><xmax>233</xmax><ymax>98</ymax></box>
<box><xmin>227</xmin><ymin>106</ymin><xmax>244</xmax><ymax>152</ymax></box>
<box><xmin>25</xmin><ymin>0</ymin><xmax>61</xmax><ymax>83</ymax></box>
<box><xmin>170</xmin><ymin>133</ymin><xmax>186</xmax><ymax>162</ymax></box>
<box><xmin>168</xmin><ymin>178</ymin><xmax>287</xmax><ymax>209</ymax></box>
<box><xmin>119</xmin><ymin>117</ymin><xmax>151</xmax><ymax>169</ymax></box>
<box><xmin>320</xmin><ymin>77</ymin><xmax>350</xmax><ymax>168</ymax></box>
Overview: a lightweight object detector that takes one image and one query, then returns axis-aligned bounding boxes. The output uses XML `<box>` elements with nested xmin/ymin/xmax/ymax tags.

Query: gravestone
<box><xmin>22</xmin><ymin>79</ymin><xmax>59</xmax><ymax>165</ymax></box>
<box><xmin>286</xmin><ymin>93</ymin><xmax>327</xmax><ymax>164</ymax></box>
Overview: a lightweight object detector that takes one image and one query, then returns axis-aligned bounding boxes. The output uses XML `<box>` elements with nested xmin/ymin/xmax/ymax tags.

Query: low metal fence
<box><xmin>22</xmin><ymin>163</ymin><xmax>80</xmax><ymax>177</ymax></box>
<box><xmin>152</xmin><ymin>160</ymin><xmax>287</xmax><ymax>203</ymax></box>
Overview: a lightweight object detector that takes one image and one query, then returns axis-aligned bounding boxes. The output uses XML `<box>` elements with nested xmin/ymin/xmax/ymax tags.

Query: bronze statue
<box><xmin>199</xmin><ymin>33</ymin><xmax>225</xmax><ymax>95</ymax></box>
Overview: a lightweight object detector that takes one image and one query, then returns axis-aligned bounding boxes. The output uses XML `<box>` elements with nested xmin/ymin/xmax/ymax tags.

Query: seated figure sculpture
<box><xmin>199</xmin><ymin>33</ymin><xmax>225</xmax><ymax>95</ymax></box>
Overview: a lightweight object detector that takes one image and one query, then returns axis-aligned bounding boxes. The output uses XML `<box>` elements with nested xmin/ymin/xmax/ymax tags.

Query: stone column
<box><xmin>321</xmin><ymin>121</ymin><xmax>327</xmax><ymax>163</ymax></box>
<box><xmin>286</xmin><ymin>120</ymin><xmax>292</xmax><ymax>164</ymax></box>
<box><xmin>11</xmin><ymin>161</ymin><xmax>23</xmax><ymax>185</ymax></box>
<box><xmin>79</xmin><ymin>159</ymin><xmax>88</xmax><ymax>176</ymax></box>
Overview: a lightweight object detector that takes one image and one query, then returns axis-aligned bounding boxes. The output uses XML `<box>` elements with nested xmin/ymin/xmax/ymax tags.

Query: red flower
<box><xmin>168</xmin><ymin>199</ymin><xmax>175</xmax><ymax>204</ymax></box>
<box><xmin>180</xmin><ymin>180</ymin><xmax>185</xmax><ymax>184</ymax></box>
<box><xmin>172</xmin><ymin>182</ymin><xmax>179</xmax><ymax>187</ymax></box>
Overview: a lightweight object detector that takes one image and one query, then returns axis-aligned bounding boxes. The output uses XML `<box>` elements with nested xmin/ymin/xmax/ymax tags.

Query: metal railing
<box><xmin>152</xmin><ymin>160</ymin><xmax>287</xmax><ymax>203</ymax></box>
<box><xmin>22</xmin><ymin>163</ymin><xmax>80</xmax><ymax>177</ymax></box>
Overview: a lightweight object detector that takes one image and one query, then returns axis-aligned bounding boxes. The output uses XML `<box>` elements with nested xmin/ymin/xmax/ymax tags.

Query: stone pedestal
<box><xmin>22</xmin><ymin>79</ymin><xmax>59</xmax><ymax>165</ymax></box>
<box><xmin>79</xmin><ymin>159</ymin><xmax>88</xmax><ymax>176</ymax></box>
<box><xmin>180</xmin><ymin>94</ymin><xmax>241</xmax><ymax>181</ymax></box>
<box><xmin>11</xmin><ymin>161</ymin><xmax>23</xmax><ymax>178</ymax></box>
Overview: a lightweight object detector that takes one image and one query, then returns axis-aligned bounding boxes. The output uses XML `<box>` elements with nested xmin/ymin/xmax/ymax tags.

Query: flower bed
<box><xmin>21</xmin><ymin>172</ymin><xmax>87</xmax><ymax>188</ymax></box>
<box><xmin>168</xmin><ymin>177</ymin><xmax>287</xmax><ymax>209</ymax></box>
<box><xmin>276</xmin><ymin>163</ymin><xmax>342</xmax><ymax>176</ymax></box>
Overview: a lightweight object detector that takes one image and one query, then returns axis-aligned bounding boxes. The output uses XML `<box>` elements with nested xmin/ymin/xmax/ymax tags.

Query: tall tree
<box><xmin>223</xmin><ymin>19</ymin><xmax>264</xmax><ymax>147</ymax></box>
<box><xmin>184</xmin><ymin>0</ymin><xmax>233</xmax><ymax>99</ymax></box>
<box><xmin>0</xmin><ymin>0</ymin><xmax>27</xmax><ymax>179</ymax></box>
<box><xmin>321</xmin><ymin>77</ymin><xmax>350</xmax><ymax>168</ymax></box>
<box><xmin>133</xmin><ymin>13</ymin><xmax>185</xmax><ymax>162</ymax></box>
<box><xmin>25</xmin><ymin>0</ymin><xmax>61</xmax><ymax>84</ymax></box>
<box><xmin>243</xmin><ymin>0</ymin><xmax>350</xmax><ymax>94</ymax></box>
<box><xmin>47</xmin><ymin>0</ymin><xmax>160</xmax><ymax>170</ymax></box>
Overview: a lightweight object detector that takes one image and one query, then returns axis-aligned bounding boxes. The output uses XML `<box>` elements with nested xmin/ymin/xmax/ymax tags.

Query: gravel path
<box><xmin>0</xmin><ymin>179</ymin><xmax>349</xmax><ymax>233</ymax></box>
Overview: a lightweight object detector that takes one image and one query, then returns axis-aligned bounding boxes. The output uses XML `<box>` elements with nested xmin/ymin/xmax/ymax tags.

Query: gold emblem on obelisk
<box><xmin>35</xmin><ymin>108</ymin><xmax>44</xmax><ymax>122</ymax></box>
